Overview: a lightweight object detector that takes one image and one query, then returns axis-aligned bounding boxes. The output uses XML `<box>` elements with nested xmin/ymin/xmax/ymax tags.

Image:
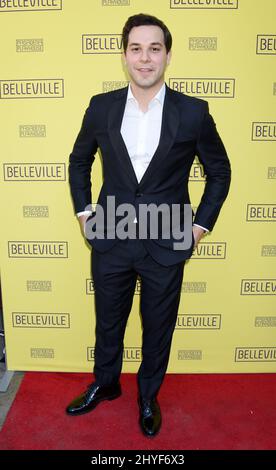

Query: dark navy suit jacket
<box><xmin>69</xmin><ymin>85</ymin><xmax>231</xmax><ymax>266</ymax></box>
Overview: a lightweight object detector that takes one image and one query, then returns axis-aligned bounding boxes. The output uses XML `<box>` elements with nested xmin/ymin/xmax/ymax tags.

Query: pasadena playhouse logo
<box><xmin>182</xmin><ymin>281</ymin><xmax>207</xmax><ymax>293</ymax></box>
<box><xmin>31</xmin><ymin>348</ymin><xmax>54</xmax><ymax>359</ymax></box>
<box><xmin>169</xmin><ymin>78</ymin><xmax>235</xmax><ymax>98</ymax></box>
<box><xmin>23</xmin><ymin>205</ymin><xmax>49</xmax><ymax>218</ymax></box>
<box><xmin>26</xmin><ymin>280</ymin><xmax>52</xmax><ymax>291</ymax></box>
<box><xmin>255</xmin><ymin>316</ymin><xmax>276</xmax><ymax>328</ymax></box>
<box><xmin>170</xmin><ymin>0</ymin><xmax>238</xmax><ymax>9</ymax></box>
<box><xmin>102</xmin><ymin>0</ymin><xmax>130</xmax><ymax>5</ymax></box>
<box><xmin>0</xmin><ymin>0</ymin><xmax>62</xmax><ymax>11</ymax></box>
<box><xmin>3</xmin><ymin>163</ymin><xmax>66</xmax><ymax>181</ymax></box>
<box><xmin>0</xmin><ymin>79</ymin><xmax>64</xmax><ymax>99</ymax></box>
<box><xmin>8</xmin><ymin>241</ymin><xmax>68</xmax><ymax>258</ymax></box>
<box><xmin>19</xmin><ymin>125</ymin><xmax>46</xmax><ymax>137</ymax></box>
<box><xmin>16</xmin><ymin>39</ymin><xmax>44</xmax><ymax>52</ymax></box>
<box><xmin>189</xmin><ymin>37</ymin><xmax>217</xmax><ymax>51</ymax></box>
<box><xmin>268</xmin><ymin>167</ymin><xmax>276</xmax><ymax>179</ymax></box>
<box><xmin>252</xmin><ymin>122</ymin><xmax>276</xmax><ymax>141</ymax></box>
<box><xmin>261</xmin><ymin>245</ymin><xmax>276</xmax><ymax>257</ymax></box>
<box><xmin>235</xmin><ymin>347</ymin><xmax>276</xmax><ymax>362</ymax></box>
<box><xmin>82</xmin><ymin>34</ymin><xmax>122</xmax><ymax>54</ymax></box>
<box><xmin>88</xmin><ymin>347</ymin><xmax>141</xmax><ymax>362</ymax></box>
<box><xmin>12</xmin><ymin>312</ymin><xmax>70</xmax><ymax>328</ymax></box>
<box><xmin>178</xmin><ymin>350</ymin><xmax>202</xmax><ymax>360</ymax></box>
<box><xmin>103</xmin><ymin>81</ymin><xmax>128</xmax><ymax>92</ymax></box>
<box><xmin>256</xmin><ymin>35</ymin><xmax>276</xmax><ymax>55</ymax></box>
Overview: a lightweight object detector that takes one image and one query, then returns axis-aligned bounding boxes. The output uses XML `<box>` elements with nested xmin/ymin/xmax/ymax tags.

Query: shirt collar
<box><xmin>126</xmin><ymin>83</ymin><xmax>166</xmax><ymax>108</ymax></box>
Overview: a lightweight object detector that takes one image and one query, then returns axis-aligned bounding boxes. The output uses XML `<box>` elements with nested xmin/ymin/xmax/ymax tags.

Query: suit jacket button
<box><xmin>136</xmin><ymin>191</ymin><xmax>143</xmax><ymax>197</ymax></box>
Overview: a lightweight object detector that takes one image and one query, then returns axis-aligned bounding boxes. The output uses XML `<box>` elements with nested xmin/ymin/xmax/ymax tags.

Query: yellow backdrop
<box><xmin>0</xmin><ymin>0</ymin><xmax>275</xmax><ymax>374</ymax></box>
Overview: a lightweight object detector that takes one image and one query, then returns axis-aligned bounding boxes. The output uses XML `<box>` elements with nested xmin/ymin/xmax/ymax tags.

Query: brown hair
<box><xmin>122</xmin><ymin>13</ymin><xmax>172</xmax><ymax>53</ymax></box>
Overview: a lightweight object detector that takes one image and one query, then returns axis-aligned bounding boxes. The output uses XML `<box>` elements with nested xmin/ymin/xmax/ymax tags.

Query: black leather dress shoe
<box><xmin>66</xmin><ymin>382</ymin><xmax>121</xmax><ymax>416</ymax></box>
<box><xmin>138</xmin><ymin>397</ymin><xmax>162</xmax><ymax>437</ymax></box>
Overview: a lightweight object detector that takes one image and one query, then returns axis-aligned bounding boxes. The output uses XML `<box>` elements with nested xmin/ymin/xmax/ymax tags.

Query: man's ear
<box><xmin>166</xmin><ymin>50</ymin><xmax>172</xmax><ymax>66</ymax></box>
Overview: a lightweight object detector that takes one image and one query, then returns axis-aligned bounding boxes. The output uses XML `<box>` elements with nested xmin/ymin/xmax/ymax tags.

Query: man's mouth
<box><xmin>138</xmin><ymin>68</ymin><xmax>153</xmax><ymax>72</ymax></box>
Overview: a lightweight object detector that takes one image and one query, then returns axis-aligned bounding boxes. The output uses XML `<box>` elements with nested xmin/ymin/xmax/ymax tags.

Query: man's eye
<box><xmin>152</xmin><ymin>48</ymin><xmax>161</xmax><ymax>52</ymax></box>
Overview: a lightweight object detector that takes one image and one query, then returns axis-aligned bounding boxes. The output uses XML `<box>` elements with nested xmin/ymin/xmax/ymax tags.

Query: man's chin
<box><xmin>132</xmin><ymin>78</ymin><xmax>159</xmax><ymax>89</ymax></box>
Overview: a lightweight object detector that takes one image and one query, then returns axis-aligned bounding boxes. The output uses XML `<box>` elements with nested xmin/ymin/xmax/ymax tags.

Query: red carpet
<box><xmin>0</xmin><ymin>372</ymin><xmax>275</xmax><ymax>450</ymax></box>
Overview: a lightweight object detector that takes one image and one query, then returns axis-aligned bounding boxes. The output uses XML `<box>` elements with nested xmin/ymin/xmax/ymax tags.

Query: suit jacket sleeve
<box><xmin>68</xmin><ymin>97</ymin><xmax>98</xmax><ymax>214</ymax></box>
<box><xmin>194</xmin><ymin>103</ymin><xmax>231</xmax><ymax>231</ymax></box>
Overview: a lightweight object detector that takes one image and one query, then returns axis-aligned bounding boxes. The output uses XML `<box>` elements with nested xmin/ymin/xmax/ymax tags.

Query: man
<box><xmin>66</xmin><ymin>13</ymin><xmax>231</xmax><ymax>437</ymax></box>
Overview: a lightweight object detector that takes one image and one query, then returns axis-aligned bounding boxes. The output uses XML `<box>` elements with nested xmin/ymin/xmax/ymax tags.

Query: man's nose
<box><xmin>140</xmin><ymin>50</ymin><xmax>150</xmax><ymax>62</ymax></box>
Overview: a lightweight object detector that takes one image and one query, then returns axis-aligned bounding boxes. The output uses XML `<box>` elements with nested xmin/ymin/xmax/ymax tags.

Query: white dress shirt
<box><xmin>77</xmin><ymin>83</ymin><xmax>208</xmax><ymax>232</ymax></box>
<box><xmin>120</xmin><ymin>83</ymin><xmax>165</xmax><ymax>183</ymax></box>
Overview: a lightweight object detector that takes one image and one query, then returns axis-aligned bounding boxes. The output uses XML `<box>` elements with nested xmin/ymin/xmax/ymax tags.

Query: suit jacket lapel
<box><xmin>108</xmin><ymin>87</ymin><xmax>138</xmax><ymax>186</ymax></box>
<box><xmin>107</xmin><ymin>84</ymin><xmax>180</xmax><ymax>189</ymax></box>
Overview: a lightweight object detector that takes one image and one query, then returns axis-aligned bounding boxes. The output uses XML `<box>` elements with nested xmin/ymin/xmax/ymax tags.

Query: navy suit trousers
<box><xmin>91</xmin><ymin>237</ymin><xmax>185</xmax><ymax>399</ymax></box>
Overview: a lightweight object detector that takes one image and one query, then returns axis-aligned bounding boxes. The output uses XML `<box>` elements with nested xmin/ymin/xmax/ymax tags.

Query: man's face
<box><xmin>124</xmin><ymin>25</ymin><xmax>171</xmax><ymax>90</ymax></box>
